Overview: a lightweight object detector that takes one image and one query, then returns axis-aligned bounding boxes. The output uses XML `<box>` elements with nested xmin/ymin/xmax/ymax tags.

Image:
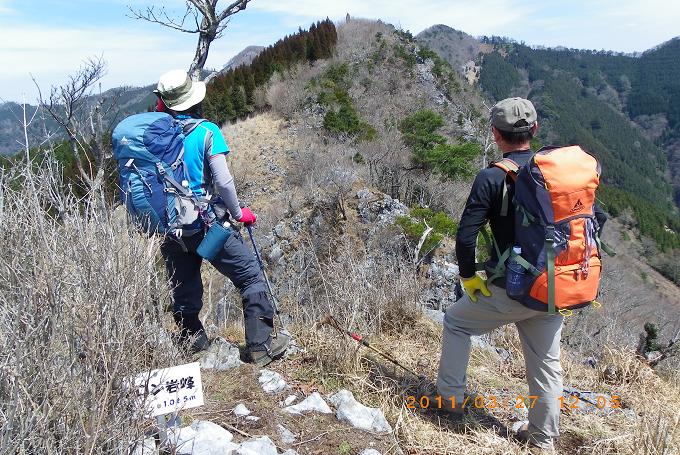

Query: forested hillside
<box><xmin>204</xmin><ymin>19</ymin><xmax>337</xmax><ymax>124</ymax></box>
<box><xmin>419</xmin><ymin>28</ymin><xmax>680</xmax><ymax>284</ymax></box>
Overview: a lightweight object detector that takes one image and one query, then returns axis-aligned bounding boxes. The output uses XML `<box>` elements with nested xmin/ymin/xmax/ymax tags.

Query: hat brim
<box><xmin>164</xmin><ymin>81</ymin><xmax>206</xmax><ymax>111</ymax></box>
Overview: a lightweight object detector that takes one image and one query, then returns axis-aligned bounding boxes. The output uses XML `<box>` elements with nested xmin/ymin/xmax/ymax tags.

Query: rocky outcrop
<box><xmin>200</xmin><ymin>338</ymin><xmax>243</xmax><ymax>371</ymax></box>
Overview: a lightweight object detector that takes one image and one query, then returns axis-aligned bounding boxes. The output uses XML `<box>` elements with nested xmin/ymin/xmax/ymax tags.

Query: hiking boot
<box><xmin>189</xmin><ymin>330</ymin><xmax>211</xmax><ymax>355</ymax></box>
<box><xmin>249</xmin><ymin>332</ymin><xmax>291</xmax><ymax>367</ymax></box>
<box><xmin>513</xmin><ymin>421</ymin><xmax>555</xmax><ymax>454</ymax></box>
<box><xmin>173</xmin><ymin>312</ymin><xmax>211</xmax><ymax>355</ymax></box>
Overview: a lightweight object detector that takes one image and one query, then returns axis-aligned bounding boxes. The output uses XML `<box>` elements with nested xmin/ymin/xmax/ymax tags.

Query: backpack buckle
<box><xmin>545</xmin><ymin>225</ymin><xmax>555</xmax><ymax>243</ymax></box>
<box><xmin>156</xmin><ymin>162</ymin><xmax>166</xmax><ymax>175</ymax></box>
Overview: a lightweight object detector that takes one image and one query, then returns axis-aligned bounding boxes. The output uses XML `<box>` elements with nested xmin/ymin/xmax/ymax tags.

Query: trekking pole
<box><xmin>316</xmin><ymin>314</ymin><xmax>422</xmax><ymax>378</ymax></box>
<box><xmin>245</xmin><ymin>224</ymin><xmax>287</xmax><ymax>335</ymax></box>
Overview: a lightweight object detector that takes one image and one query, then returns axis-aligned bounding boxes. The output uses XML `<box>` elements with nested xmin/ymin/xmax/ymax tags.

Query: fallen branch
<box><xmin>414</xmin><ymin>223</ymin><xmax>433</xmax><ymax>263</ymax></box>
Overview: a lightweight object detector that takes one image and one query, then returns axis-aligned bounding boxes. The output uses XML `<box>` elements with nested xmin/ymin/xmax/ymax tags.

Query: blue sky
<box><xmin>0</xmin><ymin>0</ymin><xmax>678</xmax><ymax>102</ymax></box>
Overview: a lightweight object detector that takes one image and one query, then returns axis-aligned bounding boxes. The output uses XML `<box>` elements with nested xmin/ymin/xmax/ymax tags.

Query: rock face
<box><xmin>284</xmin><ymin>392</ymin><xmax>332</xmax><ymax>415</ymax></box>
<box><xmin>200</xmin><ymin>338</ymin><xmax>243</xmax><ymax>371</ymax></box>
<box><xmin>424</xmin><ymin>260</ymin><xmax>461</xmax><ymax>311</ymax></box>
<box><xmin>259</xmin><ymin>369</ymin><xmax>288</xmax><ymax>394</ymax></box>
<box><xmin>356</xmin><ymin>189</ymin><xmax>408</xmax><ymax>225</ymax></box>
<box><xmin>329</xmin><ymin>390</ymin><xmax>392</xmax><ymax>434</ymax></box>
<box><xmin>171</xmin><ymin>420</ymin><xmax>239</xmax><ymax>455</ymax></box>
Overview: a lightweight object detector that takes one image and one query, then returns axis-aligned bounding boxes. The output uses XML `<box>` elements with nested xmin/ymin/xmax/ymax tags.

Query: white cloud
<box><xmin>2</xmin><ymin>0</ymin><xmax>679</xmax><ymax>102</ymax></box>
<box><xmin>0</xmin><ymin>0</ymin><xmax>14</xmax><ymax>14</ymax></box>
<box><xmin>251</xmin><ymin>0</ymin><xmax>531</xmax><ymax>36</ymax></box>
<box><xmin>0</xmin><ymin>22</ymin><xmax>264</xmax><ymax>102</ymax></box>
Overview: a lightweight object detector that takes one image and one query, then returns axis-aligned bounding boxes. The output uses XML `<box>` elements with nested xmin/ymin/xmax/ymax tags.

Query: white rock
<box><xmin>281</xmin><ymin>451</ymin><xmax>299</xmax><ymax>455</ymax></box>
<box><xmin>233</xmin><ymin>403</ymin><xmax>251</xmax><ymax>417</ymax></box>
<box><xmin>130</xmin><ymin>437</ymin><xmax>157</xmax><ymax>455</ymax></box>
<box><xmin>200</xmin><ymin>338</ymin><xmax>243</xmax><ymax>371</ymax></box>
<box><xmin>329</xmin><ymin>390</ymin><xmax>392</xmax><ymax>434</ymax></box>
<box><xmin>258</xmin><ymin>369</ymin><xmax>287</xmax><ymax>394</ymax></box>
<box><xmin>359</xmin><ymin>450</ymin><xmax>382</xmax><ymax>455</ymax></box>
<box><xmin>281</xmin><ymin>395</ymin><xmax>298</xmax><ymax>406</ymax></box>
<box><xmin>237</xmin><ymin>436</ymin><xmax>278</xmax><ymax>455</ymax></box>
<box><xmin>245</xmin><ymin>415</ymin><xmax>260</xmax><ymax>421</ymax></box>
<box><xmin>277</xmin><ymin>424</ymin><xmax>296</xmax><ymax>444</ymax></box>
<box><xmin>284</xmin><ymin>392</ymin><xmax>332</xmax><ymax>415</ymax></box>
<box><xmin>171</xmin><ymin>420</ymin><xmax>238</xmax><ymax>455</ymax></box>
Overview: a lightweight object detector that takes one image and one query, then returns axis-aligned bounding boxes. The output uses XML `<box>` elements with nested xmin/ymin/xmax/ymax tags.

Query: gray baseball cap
<box><xmin>490</xmin><ymin>97</ymin><xmax>537</xmax><ymax>132</ymax></box>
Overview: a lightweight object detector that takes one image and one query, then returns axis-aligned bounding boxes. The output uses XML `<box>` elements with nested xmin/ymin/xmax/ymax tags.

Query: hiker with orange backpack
<box><xmin>435</xmin><ymin>98</ymin><xmax>607</xmax><ymax>452</ymax></box>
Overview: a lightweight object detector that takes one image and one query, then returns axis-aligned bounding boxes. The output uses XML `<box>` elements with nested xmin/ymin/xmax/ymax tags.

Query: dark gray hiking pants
<box><xmin>161</xmin><ymin>227</ymin><xmax>274</xmax><ymax>350</ymax></box>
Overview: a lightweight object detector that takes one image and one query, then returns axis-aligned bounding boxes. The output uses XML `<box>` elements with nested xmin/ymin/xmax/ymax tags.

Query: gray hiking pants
<box><xmin>436</xmin><ymin>283</ymin><xmax>564</xmax><ymax>448</ymax></box>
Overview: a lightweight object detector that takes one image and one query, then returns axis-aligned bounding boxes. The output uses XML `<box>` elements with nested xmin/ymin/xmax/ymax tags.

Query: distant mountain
<box><xmin>417</xmin><ymin>25</ymin><xmax>481</xmax><ymax>72</ymax></box>
<box><xmin>418</xmin><ymin>29</ymin><xmax>680</xmax><ymax>252</ymax></box>
<box><xmin>222</xmin><ymin>45</ymin><xmax>265</xmax><ymax>72</ymax></box>
<box><xmin>0</xmin><ymin>85</ymin><xmax>156</xmax><ymax>156</ymax></box>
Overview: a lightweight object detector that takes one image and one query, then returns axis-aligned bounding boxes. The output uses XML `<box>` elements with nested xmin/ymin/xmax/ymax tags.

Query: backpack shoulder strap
<box><xmin>490</xmin><ymin>158</ymin><xmax>520</xmax><ymax>181</ymax></box>
<box><xmin>180</xmin><ymin>118</ymin><xmax>207</xmax><ymax>136</ymax></box>
<box><xmin>490</xmin><ymin>158</ymin><xmax>520</xmax><ymax>217</ymax></box>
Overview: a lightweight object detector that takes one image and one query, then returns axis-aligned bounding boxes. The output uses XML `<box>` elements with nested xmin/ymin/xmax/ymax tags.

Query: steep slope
<box><xmin>417</xmin><ymin>24</ymin><xmax>481</xmax><ymax>73</ymax></box>
<box><xmin>222</xmin><ymin>45</ymin><xmax>265</xmax><ymax>72</ymax></box>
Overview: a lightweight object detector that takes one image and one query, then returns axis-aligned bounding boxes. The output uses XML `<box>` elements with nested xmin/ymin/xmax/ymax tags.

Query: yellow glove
<box><xmin>461</xmin><ymin>274</ymin><xmax>492</xmax><ymax>302</ymax></box>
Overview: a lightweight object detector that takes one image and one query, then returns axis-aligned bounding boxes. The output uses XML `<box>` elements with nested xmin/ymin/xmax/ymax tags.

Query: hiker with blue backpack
<box><xmin>434</xmin><ymin>98</ymin><xmax>608</xmax><ymax>452</ymax></box>
<box><xmin>112</xmin><ymin>70</ymin><xmax>289</xmax><ymax>366</ymax></box>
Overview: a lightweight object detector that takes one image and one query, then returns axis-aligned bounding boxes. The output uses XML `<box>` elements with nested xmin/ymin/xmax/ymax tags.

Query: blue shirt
<box><xmin>179</xmin><ymin>117</ymin><xmax>230</xmax><ymax>196</ymax></box>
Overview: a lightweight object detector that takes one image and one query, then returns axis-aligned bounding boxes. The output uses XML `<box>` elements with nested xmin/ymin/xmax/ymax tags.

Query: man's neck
<box><xmin>500</xmin><ymin>142</ymin><xmax>531</xmax><ymax>154</ymax></box>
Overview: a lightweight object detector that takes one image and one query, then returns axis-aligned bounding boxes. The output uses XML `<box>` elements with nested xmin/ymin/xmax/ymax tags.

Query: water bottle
<box><xmin>196</xmin><ymin>221</ymin><xmax>232</xmax><ymax>261</ymax></box>
<box><xmin>506</xmin><ymin>246</ymin><xmax>528</xmax><ymax>299</ymax></box>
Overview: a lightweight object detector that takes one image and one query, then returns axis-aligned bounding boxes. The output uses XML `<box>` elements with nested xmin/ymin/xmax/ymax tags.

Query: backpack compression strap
<box><xmin>491</xmin><ymin>158</ymin><xmax>520</xmax><ymax>217</ymax></box>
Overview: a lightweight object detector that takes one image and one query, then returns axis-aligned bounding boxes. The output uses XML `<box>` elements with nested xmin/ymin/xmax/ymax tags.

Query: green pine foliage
<box><xmin>396</xmin><ymin>207</ymin><xmax>458</xmax><ymax>257</ymax></box>
<box><xmin>399</xmin><ymin>109</ymin><xmax>479</xmax><ymax>179</ymax></box>
<box><xmin>204</xmin><ymin>19</ymin><xmax>337</xmax><ymax>124</ymax></box>
<box><xmin>316</xmin><ymin>64</ymin><xmax>377</xmax><ymax>141</ymax></box>
<box><xmin>478</xmin><ymin>52</ymin><xmax>520</xmax><ymax>101</ymax></box>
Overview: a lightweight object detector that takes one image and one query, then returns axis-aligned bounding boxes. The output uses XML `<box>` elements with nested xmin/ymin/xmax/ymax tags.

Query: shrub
<box><xmin>317</xmin><ymin>64</ymin><xmax>377</xmax><ymax>141</ymax></box>
<box><xmin>396</xmin><ymin>207</ymin><xmax>458</xmax><ymax>258</ymax></box>
<box><xmin>0</xmin><ymin>162</ymin><xmax>180</xmax><ymax>453</ymax></box>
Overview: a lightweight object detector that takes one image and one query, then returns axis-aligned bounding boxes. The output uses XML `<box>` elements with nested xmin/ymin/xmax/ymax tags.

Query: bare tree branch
<box><xmin>129</xmin><ymin>0</ymin><xmax>251</xmax><ymax>79</ymax></box>
<box><xmin>127</xmin><ymin>4</ymin><xmax>197</xmax><ymax>34</ymax></box>
<box><xmin>35</xmin><ymin>57</ymin><xmax>113</xmax><ymax>199</ymax></box>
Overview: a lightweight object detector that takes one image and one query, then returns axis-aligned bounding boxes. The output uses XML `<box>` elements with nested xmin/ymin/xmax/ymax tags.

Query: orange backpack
<box><xmin>488</xmin><ymin>145</ymin><xmax>611</xmax><ymax>314</ymax></box>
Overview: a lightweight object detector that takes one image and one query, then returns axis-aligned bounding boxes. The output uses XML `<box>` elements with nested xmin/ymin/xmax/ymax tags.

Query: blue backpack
<box><xmin>112</xmin><ymin>112</ymin><xmax>208</xmax><ymax>236</ymax></box>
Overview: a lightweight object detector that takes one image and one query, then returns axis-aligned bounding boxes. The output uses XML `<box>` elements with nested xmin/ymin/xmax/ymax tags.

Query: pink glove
<box><xmin>238</xmin><ymin>207</ymin><xmax>257</xmax><ymax>226</ymax></box>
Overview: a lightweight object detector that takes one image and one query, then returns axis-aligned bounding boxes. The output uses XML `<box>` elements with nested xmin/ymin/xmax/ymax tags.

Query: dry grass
<box><xmin>0</xmin><ymin>161</ymin><xmax>180</xmax><ymax>453</ymax></box>
<box><xmin>287</xmin><ymin>314</ymin><xmax>680</xmax><ymax>455</ymax></box>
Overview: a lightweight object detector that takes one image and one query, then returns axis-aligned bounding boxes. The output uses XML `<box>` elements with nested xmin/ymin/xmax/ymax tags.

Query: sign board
<box><xmin>130</xmin><ymin>362</ymin><xmax>204</xmax><ymax>418</ymax></box>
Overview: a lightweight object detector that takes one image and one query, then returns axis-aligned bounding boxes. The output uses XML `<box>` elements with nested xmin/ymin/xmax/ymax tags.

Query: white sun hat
<box><xmin>154</xmin><ymin>70</ymin><xmax>207</xmax><ymax>111</ymax></box>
